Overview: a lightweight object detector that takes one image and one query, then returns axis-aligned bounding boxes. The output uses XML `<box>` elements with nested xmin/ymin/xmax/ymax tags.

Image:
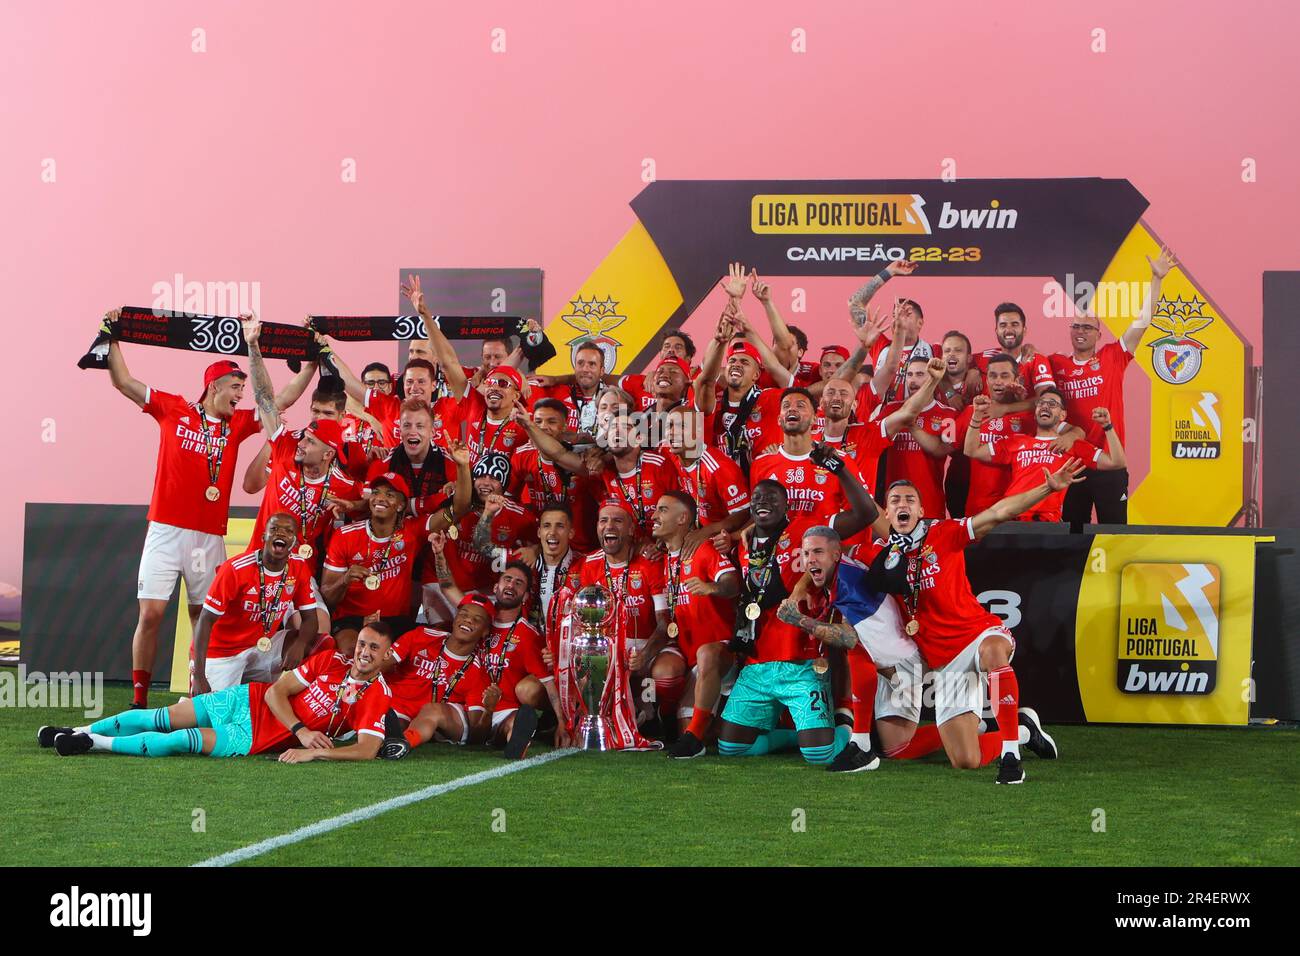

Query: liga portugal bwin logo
<box><xmin>1117</xmin><ymin>563</ymin><xmax>1221</xmax><ymax>695</ymax></box>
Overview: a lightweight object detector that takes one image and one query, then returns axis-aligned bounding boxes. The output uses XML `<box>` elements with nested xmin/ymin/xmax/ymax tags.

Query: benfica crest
<box><xmin>562</xmin><ymin>295</ymin><xmax>627</xmax><ymax>374</ymax></box>
<box><xmin>1150</xmin><ymin>295</ymin><xmax>1212</xmax><ymax>385</ymax></box>
<box><xmin>629</xmin><ymin>570</ymin><xmax>643</xmax><ymax>589</ymax></box>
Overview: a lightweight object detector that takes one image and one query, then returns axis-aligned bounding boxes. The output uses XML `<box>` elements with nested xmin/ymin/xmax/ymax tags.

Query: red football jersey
<box><xmin>812</xmin><ymin>420</ymin><xmax>892</xmax><ymax>490</ymax></box>
<box><xmin>955</xmin><ymin>405</ymin><xmax>1035</xmax><ymax>515</ymax></box>
<box><xmin>707</xmin><ymin>387</ymin><xmax>785</xmax><ymax>461</ymax></box>
<box><xmin>458</xmin><ymin>390</ymin><xmax>530</xmax><ymax>463</ymax></box>
<box><xmin>476</xmin><ymin>614</ymin><xmax>552</xmax><ymax>711</ymax></box>
<box><xmin>663</xmin><ymin>543</ymin><xmax>737</xmax><ymax>666</ymax></box>
<box><xmin>249</xmin><ymin>427</ymin><xmax>363</xmax><ymax>572</ymax></box>
<box><xmin>600</xmin><ymin>450</ymin><xmax>683</xmax><ymax>538</ymax></box>
<box><xmin>508</xmin><ymin>443</ymin><xmax>574</xmax><ymax>514</ymax></box>
<box><xmin>439</xmin><ymin>500</ymin><xmax>539</xmax><ymax>592</ymax></box>
<box><xmin>1049</xmin><ymin>342</ymin><xmax>1133</xmax><ymax>446</ymax></box>
<box><xmin>201</xmin><ymin>551</ymin><xmax>318</xmax><ymax>658</ymax></box>
<box><xmin>749</xmin><ymin>448</ymin><xmax>863</xmax><ymax>523</ymax></box>
<box><xmin>870</xmin><ymin>336</ymin><xmax>934</xmax><ymax>403</ymax></box>
<box><xmin>975</xmin><ymin>348</ymin><xmax>1056</xmax><ymax>396</ymax></box>
<box><xmin>364</xmin><ymin>388</ymin><xmax>460</xmax><ymax>451</ymax></box>
<box><xmin>528</xmin><ymin>383</ymin><xmax>601</xmax><ymax>434</ymax></box>
<box><xmin>140</xmin><ymin>389</ymin><xmax>262</xmax><ymax>535</ymax></box>
<box><xmin>323</xmin><ymin>516</ymin><xmax>432</xmax><ymax>618</ymax></box>
<box><xmin>246</xmin><ymin>650</ymin><xmax>392</xmax><ymax>754</ymax></box>
<box><xmin>877</xmin><ymin>398</ymin><xmax>957</xmax><ymax>519</ymax></box>
<box><xmin>341</xmin><ymin>412</ymin><xmax>386</xmax><ymax>450</ymax></box>
<box><xmin>388</xmin><ymin>627</ymin><xmax>492</xmax><ymax>719</ymax></box>
<box><xmin>851</xmin><ymin>380</ymin><xmax>884</xmax><ymax>424</ymax></box>
<box><xmin>856</xmin><ymin>518</ymin><xmax>1004</xmax><ymax>669</ymax></box>
<box><xmin>670</xmin><ymin>448</ymin><xmax>751</xmax><ymax>526</ymax></box>
<box><xmin>577</xmin><ymin>552</ymin><xmax>667</xmax><ymax>645</ymax></box>
<box><xmin>990</xmin><ymin>433</ymin><xmax>1102</xmax><ymax>521</ymax></box>
<box><xmin>737</xmin><ymin>517</ymin><xmax>821</xmax><ymax>663</ymax></box>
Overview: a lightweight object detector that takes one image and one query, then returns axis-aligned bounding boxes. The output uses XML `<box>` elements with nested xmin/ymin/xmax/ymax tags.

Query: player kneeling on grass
<box><xmin>848</xmin><ymin>472</ymin><xmax>1073</xmax><ymax>783</ymax></box>
<box><xmin>379</xmin><ymin>594</ymin><xmax>499</xmax><ymax>759</ymax></box>
<box><xmin>40</xmin><ymin>624</ymin><xmax>396</xmax><ymax>763</ymax></box>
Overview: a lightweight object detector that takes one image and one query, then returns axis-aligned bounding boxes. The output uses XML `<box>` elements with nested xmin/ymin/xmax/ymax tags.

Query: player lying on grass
<box><xmin>39</xmin><ymin>623</ymin><xmax>397</xmax><ymax>763</ymax></box>
<box><xmin>377</xmin><ymin>594</ymin><xmax>499</xmax><ymax>759</ymax></box>
<box><xmin>778</xmin><ymin>466</ymin><xmax>1076</xmax><ymax>783</ymax></box>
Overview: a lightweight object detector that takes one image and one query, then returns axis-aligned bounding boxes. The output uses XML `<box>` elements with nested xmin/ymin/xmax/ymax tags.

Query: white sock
<box><xmin>1001</xmin><ymin>739</ymin><xmax>1019</xmax><ymax>758</ymax></box>
<box><xmin>850</xmin><ymin>732</ymin><xmax>872</xmax><ymax>749</ymax></box>
<box><xmin>73</xmin><ymin>725</ymin><xmax>91</xmax><ymax>734</ymax></box>
<box><xmin>89</xmin><ymin>733</ymin><xmax>114</xmax><ymax>752</ymax></box>
<box><xmin>1018</xmin><ymin>725</ymin><xmax>1030</xmax><ymax>745</ymax></box>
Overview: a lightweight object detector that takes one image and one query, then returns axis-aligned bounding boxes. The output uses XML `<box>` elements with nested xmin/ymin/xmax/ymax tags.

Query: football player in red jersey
<box><xmin>103</xmin><ymin>309</ymin><xmax>310</xmax><ymax>708</ymax></box>
<box><xmin>964</xmin><ymin>392</ymin><xmax>1126</xmax><ymax>522</ymax></box>
<box><xmin>973</xmin><ymin>302</ymin><xmax>1057</xmax><ymax>401</ymax></box>
<box><xmin>528</xmin><ymin>339</ymin><xmax>606</xmax><ymax>435</ymax></box>
<box><xmin>662</xmin><ymin>405</ymin><xmax>751</xmax><ymax>548</ymax></box>
<box><xmin>508</xmin><ymin>398</ymin><xmax>597</xmax><ymax>552</ymax></box>
<box><xmin>876</xmin><ymin>355</ymin><xmax>958</xmax><ymax>518</ymax></box>
<box><xmin>651</xmin><ymin>492</ymin><xmax>741</xmax><ymax>759</ymax></box>
<box><xmin>850</xmin><ymin>467</ymin><xmax>1079</xmax><ymax>783</ymax></box>
<box><xmin>715</xmin><ymin>445</ymin><xmax>877</xmax><ymax>765</ymax></box>
<box><xmin>846</xmin><ymin>259</ymin><xmax>926</xmax><ymax>403</ymax></box>
<box><xmin>1051</xmin><ymin>246</ymin><xmax>1177</xmax><ymax>524</ymax></box>
<box><xmin>378</xmin><ymin>595</ymin><xmax>499</xmax><ymax>759</ymax></box>
<box><xmin>577</xmin><ymin>500</ymin><xmax>679</xmax><ymax>731</ymax></box>
<box><xmin>47</xmin><ymin>622</ymin><xmax>396</xmax><ymax>762</ymax></box>
<box><xmin>191</xmin><ymin>513</ymin><xmax>319</xmax><ymax>695</ymax></box>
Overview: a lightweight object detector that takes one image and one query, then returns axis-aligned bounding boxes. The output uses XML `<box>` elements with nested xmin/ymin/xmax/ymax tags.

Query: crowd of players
<box><xmin>39</xmin><ymin>249</ymin><xmax>1176</xmax><ymax>783</ymax></box>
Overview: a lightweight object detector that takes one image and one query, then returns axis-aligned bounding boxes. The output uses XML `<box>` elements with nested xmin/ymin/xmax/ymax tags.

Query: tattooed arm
<box><xmin>241</xmin><ymin>313</ymin><xmax>281</xmax><ymax>437</ymax></box>
<box><xmin>472</xmin><ymin>494</ymin><xmax>506</xmax><ymax>558</ymax></box>
<box><xmin>775</xmin><ymin>599</ymin><xmax>858</xmax><ymax>648</ymax></box>
<box><xmin>847</xmin><ymin>259</ymin><xmax>917</xmax><ymax>325</ymax></box>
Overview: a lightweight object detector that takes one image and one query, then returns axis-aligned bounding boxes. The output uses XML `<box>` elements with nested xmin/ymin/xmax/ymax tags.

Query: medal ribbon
<box><xmin>193</xmin><ymin>404</ymin><xmax>228</xmax><ymax>489</ymax></box>
<box><xmin>255</xmin><ymin>554</ymin><xmax>289</xmax><ymax>638</ymax></box>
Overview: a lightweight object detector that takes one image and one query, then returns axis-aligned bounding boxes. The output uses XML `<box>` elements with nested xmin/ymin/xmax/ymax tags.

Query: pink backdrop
<box><xmin>4</xmin><ymin>1</ymin><xmax>1298</xmax><ymax>596</ymax></box>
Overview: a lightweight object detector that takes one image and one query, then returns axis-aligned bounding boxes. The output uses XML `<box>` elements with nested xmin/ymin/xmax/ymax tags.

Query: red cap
<box><xmin>656</xmin><ymin>356</ymin><xmax>691</xmax><ymax>378</ymax></box>
<box><xmin>484</xmin><ymin>366</ymin><xmax>524</xmax><ymax>391</ymax></box>
<box><xmin>728</xmin><ymin>342</ymin><xmax>762</xmax><ymax>366</ymax></box>
<box><xmin>458</xmin><ymin>593</ymin><xmax>496</xmax><ymax>617</ymax></box>
<box><xmin>367</xmin><ymin>471</ymin><xmax>411</xmax><ymax>498</ymax></box>
<box><xmin>306</xmin><ymin>418</ymin><xmax>344</xmax><ymax>456</ymax></box>
<box><xmin>599</xmin><ymin>497</ymin><xmax>637</xmax><ymax>520</ymax></box>
<box><xmin>200</xmin><ymin>360</ymin><xmax>246</xmax><ymax>398</ymax></box>
<box><xmin>821</xmin><ymin>345</ymin><xmax>851</xmax><ymax>360</ymax></box>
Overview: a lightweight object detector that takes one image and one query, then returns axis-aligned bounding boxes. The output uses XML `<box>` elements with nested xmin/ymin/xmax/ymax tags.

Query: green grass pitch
<box><xmin>3</xmin><ymin>671</ymin><xmax>1296</xmax><ymax>867</ymax></box>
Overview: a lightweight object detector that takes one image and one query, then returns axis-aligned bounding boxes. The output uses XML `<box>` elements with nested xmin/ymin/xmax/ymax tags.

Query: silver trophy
<box><xmin>571</xmin><ymin>584</ymin><xmax>615</xmax><ymax>750</ymax></box>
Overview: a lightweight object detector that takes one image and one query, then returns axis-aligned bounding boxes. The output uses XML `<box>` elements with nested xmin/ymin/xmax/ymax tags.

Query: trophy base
<box><xmin>575</xmin><ymin>715</ymin><xmax>613</xmax><ymax>751</ymax></box>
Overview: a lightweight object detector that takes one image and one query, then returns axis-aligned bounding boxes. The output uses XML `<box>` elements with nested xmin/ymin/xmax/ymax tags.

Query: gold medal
<box><xmin>905</xmin><ymin>619</ymin><xmax>920</xmax><ymax>636</ymax></box>
<box><xmin>204</xmin><ymin>485</ymin><xmax>220</xmax><ymax>502</ymax></box>
<box><xmin>811</xmin><ymin>658</ymin><xmax>829</xmax><ymax>675</ymax></box>
<box><xmin>297</xmin><ymin>543</ymin><xmax>313</xmax><ymax>559</ymax></box>
<box><xmin>745</xmin><ymin>602</ymin><xmax>761</xmax><ymax>621</ymax></box>
<box><xmin>256</xmin><ymin>637</ymin><xmax>272</xmax><ymax>653</ymax></box>
<box><xmin>447</xmin><ymin>524</ymin><xmax>459</xmax><ymax>541</ymax></box>
<box><xmin>364</xmin><ymin>574</ymin><xmax>381</xmax><ymax>591</ymax></box>
<box><xmin>667</xmin><ymin>622</ymin><xmax>679</xmax><ymax>639</ymax></box>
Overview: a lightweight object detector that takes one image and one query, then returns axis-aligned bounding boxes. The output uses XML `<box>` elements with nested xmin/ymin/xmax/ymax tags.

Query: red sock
<box><xmin>403</xmin><ymin>727</ymin><xmax>421</xmax><ymax>748</ymax></box>
<box><xmin>685</xmin><ymin>707</ymin><xmax>713</xmax><ymax>739</ymax></box>
<box><xmin>654</xmin><ymin>676</ymin><xmax>686</xmax><ymax>722</ymax></box>
<box><xmin>132</xmin><ymin>669</ymin><xmax>151</xmax><ymax>707</ymax></box>
<box><xmin>988</xmin><ymin>665</ymin><xmax>1020</xmax><ymax>752</ymax></box>
<box><xmin>848</xmin><ymin>646</ymin><xmax>877</xmax><ymax>734</ymax></box>
<box><xmin>977</xmin><ymin>732</ymin><xmax>1002</xmax><ymax>765</ymax></box>
<box><xmin>886</xmin><ymin>723</ymin><xmax>943</xmax><ymax>759</ymax></box>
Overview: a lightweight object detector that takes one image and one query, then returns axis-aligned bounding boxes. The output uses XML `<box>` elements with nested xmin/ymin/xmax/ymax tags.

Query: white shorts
<box><xmin>138</xmin><ymin>521</ymin><xmax>227</xmax><ymax>603</ymax></box>
<box><xmin>195</xmin><ymin>630</ymin><xmax>288</xmax><ymax>691</ymax></box>
<box><xmin>432</xmin><ymin>703</ymin><xmax>477</xmax><ymax>745</ymax></box>
<box><xmin>491</xmin><ymin>707</ymin><xmax>519</xmax><ymax>730</ymax></box>
<box><xmin>677</xmin><ymin>661</ymin><xmax>739</xmax><ymax>719</ymax></box>
<box><xmin>931</xmin><ymin>626</ymin><xmax>1016</xmax><ymax>725</ymax></box>
<box><xmin>873</xmin><ymin>650</ymin><xmax>925</xmax><ymax>724</ymax></box>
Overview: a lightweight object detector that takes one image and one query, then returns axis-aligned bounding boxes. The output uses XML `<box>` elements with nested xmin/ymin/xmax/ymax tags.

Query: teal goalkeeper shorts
<box><xmin>721</xmin><ymin>660</ymin><xmax>834</xmax><ymax>733</ymax></box>
<box><xmin>191</xmin><ymin>684</ymin><xmax>255</xmax><ymax>757</ymax></box>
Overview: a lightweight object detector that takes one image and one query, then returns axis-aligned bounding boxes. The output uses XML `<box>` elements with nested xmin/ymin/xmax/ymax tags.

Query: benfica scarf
<box><xmin>308</xmin><ymin>314</ymin><xmax>556</xmax><ymax>371</ymax></box>
<box><xmin>78</xmin><ymin>307</ymin><xmax>317</xmax><ymax>370</ymax></box>
<box><xmin>714</xmin><ymin>385</ymin><xmax>762</xmax><ymax>473</ymax></box>
<box><xmin>548</xmin><ymin>585</ymin><xmax>659</xmax><ymax>751</ymax></box>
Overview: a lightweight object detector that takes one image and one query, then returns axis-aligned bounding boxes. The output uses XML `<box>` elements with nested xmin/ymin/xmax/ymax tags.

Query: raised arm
<box><xmin>1122</xmin><ymin>246</ymin><xmax>1177</xmax><ymax>354</ymax></box>
<box><xmin>820</xmin><ymin>445</ymin><xmax>879</xmax><ymax>540</ymax></box>
<box><xmin>275</xmin><ymin>360</ymin><xmax>316</xmax><ymax>413</ymax></box>
<box><xmin>402</xmin><ymin>274</ymin><xmax>468</xmax><ymax>397</ymax></box>
<box><xmin>1091</xmin><ymin>407</ymin><xmax>1127</xmax><ymax>471</ymax></box>
<box><xmin>961</xmin><ymin>396</ymin><xmax>995</xmax><ymax>462</ymax></box>
<box><xmin>104</xmin><ymin>310</ymin><xmax>148</xmax><ymax>408</ymax></box>
<box><xmin>241</xmin><ymin>314</ymin><xmax>281</xmax><ymax>437</ymax></box>
<box><xmin>242</xmin><ymin>442</ymin><xmax>273</xmax><ymax>493</ymax></box>
<box><xmin>749</xmin><ymin>269</ymin><xmax>798</xmax><ymax>370</ymax></box>
<box><xmin>848</xmin><ymin>259</ymin><xmax>917</xmax><ymax>326</ymax></box>
<box><xmin>869</xmin><ymin>307</ymin><xmax>908</xmax><ymax>398</ymax></box>
<box><xmin>734</xmin><ymin>306</ymin><xmax>792</xmax><ymax>387</ymax></box>
<box><xmin>510</xmin><ymin>405</ymin><xmax>593</xmax><ymax>474</ymax></box>
<box><xmin>882</xmin><ymin>356</ymin><xmax>946</xmax><ymax>439</ymax></box>
<box><xmin>321</xmin><ymin>334</ymin><xmax>368</xmax><ymax>403</ymax></box>
<box><xmin>970</xmin><ymin>458</ymin><xmax>1086</xmax><ymax>538</ymax></box>
<box><xmin>694</xmin><ymin>306</ymin><xmax>735</xmax><ymax>416</ymax></box>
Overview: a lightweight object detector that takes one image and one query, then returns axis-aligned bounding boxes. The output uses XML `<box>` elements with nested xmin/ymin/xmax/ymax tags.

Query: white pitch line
<box><xmin>192</xmin><ymin>748</ymin><xmax>577</xmax><ymax>868</ymax></box>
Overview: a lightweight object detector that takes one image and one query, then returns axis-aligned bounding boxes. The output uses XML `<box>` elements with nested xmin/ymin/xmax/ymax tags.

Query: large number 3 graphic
<box><xmin>189</xmin><ymin>317</ymin><xmax>242</xmax><ymax>354</ymax></box>
<box><xmin>977</xmin><ymin>589</ymin><xmax>1022</xmax><ymax>628</ymax></box>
